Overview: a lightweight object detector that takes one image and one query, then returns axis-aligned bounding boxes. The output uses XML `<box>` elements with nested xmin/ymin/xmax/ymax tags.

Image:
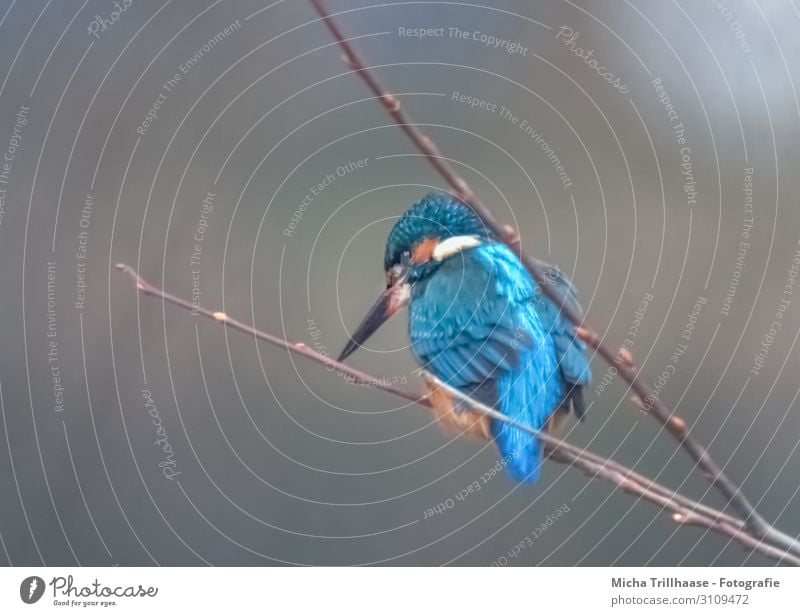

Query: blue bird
<box><xmin>338</xmin><ymin>192</ymin><xmax>591</xmax><ymax>483</ymax></box>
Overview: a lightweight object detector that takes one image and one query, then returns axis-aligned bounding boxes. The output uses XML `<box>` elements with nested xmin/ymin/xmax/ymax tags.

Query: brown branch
<box><xmin>115</xmin><ymin>263</ymin><xmax>800</xmax><ymax>565</ymax></box>
<box><xmin>308</xmin><ymin>0</ymin><xmax>800</xmax><ymax>558</ymax></box>
<box><xmin>427</xmin><ymin>374</ymin><xmax>799</xmax><ymax>564</ymax></box>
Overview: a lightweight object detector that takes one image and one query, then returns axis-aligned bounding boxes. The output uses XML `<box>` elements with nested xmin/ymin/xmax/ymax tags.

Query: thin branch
<box><xmin>421</xmin><ymin>370</ymin><xmax>746</xmax><ymax>528</ymax></box>
<box><xmin>115</xmin><ymin>263</ymin><xmax>799</xmax><ymax>565</ymax></box>
<box><xmin>427</xmin><ymin>374</ymin><xmax>799</xmax><ymax>564</ymax></box>
<box><xmin>308</xmin><ymin>0</ymin><xmax>800</xmax><ymax>557</ymax></box>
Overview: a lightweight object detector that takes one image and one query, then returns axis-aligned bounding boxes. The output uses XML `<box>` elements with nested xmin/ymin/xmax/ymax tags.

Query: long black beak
<box><xmin>338</xmin><ymin>282</ymin><xmax>409</xmax><ymax>362</ymax></box>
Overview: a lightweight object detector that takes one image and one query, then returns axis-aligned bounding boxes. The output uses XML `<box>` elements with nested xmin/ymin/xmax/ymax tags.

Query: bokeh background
<box><xmin>0</xmin><ymin>0</ymin><xmax>799</xmax><ymax>566</ymax></box>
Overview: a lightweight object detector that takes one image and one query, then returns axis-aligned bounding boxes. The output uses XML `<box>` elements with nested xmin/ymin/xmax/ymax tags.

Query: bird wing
<box><xmin>409</xmin><ymin>245</ymin><xmax>535</xmax><ymax>408</ymax></box>
<box><xmin>531</xmin><ymin>259</ymin><xmax>592</xmax><ymax>417</ymax></box>
<box><xmin>410</xmin><ymin>244</ymin><xmax>564</xmax><ymax>482</ymax></box>
<box><xmin>410</xmin><ymin>248</ymin><xmax>592</xmax><ymax>411</ymax></box>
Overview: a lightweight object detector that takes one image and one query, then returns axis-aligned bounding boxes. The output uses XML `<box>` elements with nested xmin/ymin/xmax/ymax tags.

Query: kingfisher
<box><xmin>338</xmin><ymin>192</ymin><xmax>591</xmax><ymax>483</ymax></box>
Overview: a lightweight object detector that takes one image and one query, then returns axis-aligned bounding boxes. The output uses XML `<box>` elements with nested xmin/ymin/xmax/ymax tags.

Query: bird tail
<box><xmin>489</xmin><ymin>386</ymin><xmax>542</xmax><ymax>484</ymax></box>
<box><xmin>490</xmin><ymin>351</ymin><xmax>564</xmax><ymax>483</ymax></box>
<box><xmin>491</xmin><ymin>420</ymin><xmax>543</xmax><ymax>483</ymax></box>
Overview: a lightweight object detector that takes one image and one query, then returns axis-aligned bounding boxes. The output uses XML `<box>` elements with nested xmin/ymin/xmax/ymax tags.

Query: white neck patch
<box><xmin>432</xmin><ymin>235</ymin><xmax>482</xmax><ymax>261</ymax></box>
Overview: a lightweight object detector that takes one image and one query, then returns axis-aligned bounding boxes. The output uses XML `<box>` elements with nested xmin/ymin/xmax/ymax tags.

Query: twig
<box><xmin>115</xmin><ymin>263</ymin><xmax>800</xmax><ymax>565</ymax></box>
<box><xmin>308</xmin><ymin>0</ymin><xmax>800</xmax><ymax>557</ymax></box>
<box><xmin>427</xmin><ymin>374</ymin><xmax>800</xmax><ymax>564</ymax></box>
<box><xmin>114</xmin><ymin>264</ymin><xmax>417</xmax><ymax>405</ymax></box>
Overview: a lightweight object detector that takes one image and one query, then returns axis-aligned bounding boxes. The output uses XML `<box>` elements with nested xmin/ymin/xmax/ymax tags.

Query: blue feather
<box><xmin>410</xmin><ymin>243</ymin><xmax>569</xmax><ymax>482</ymax></box>
<box><xmin>385</xmin><ymin>193</ymin><xmax>592</xmax><ymax>483</ymax></box>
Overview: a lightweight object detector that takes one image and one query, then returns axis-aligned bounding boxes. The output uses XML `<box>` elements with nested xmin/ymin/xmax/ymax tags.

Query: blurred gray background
<box><xmin>0</xmin><ymin>0</ymin><xmax>798</xmax><ymax>566</ymax></box>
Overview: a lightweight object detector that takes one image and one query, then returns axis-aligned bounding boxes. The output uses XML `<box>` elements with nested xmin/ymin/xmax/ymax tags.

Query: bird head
<box><xmin>338</xmin><ymin>192</ymin><xmax>491</xmax><ymax>361</ymax></box>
